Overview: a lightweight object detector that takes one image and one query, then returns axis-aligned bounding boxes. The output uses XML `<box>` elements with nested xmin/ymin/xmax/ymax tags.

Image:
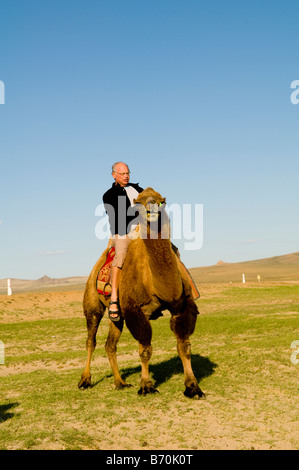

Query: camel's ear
<box><xmin>161</xmin><ymin>198</ymin><xmax>166</xmax><ymax>205</ymax></box>
<box><xmin>133</xmin><ymin>198</ymin><xmax>143</xmax><ymax>207</ymax></box>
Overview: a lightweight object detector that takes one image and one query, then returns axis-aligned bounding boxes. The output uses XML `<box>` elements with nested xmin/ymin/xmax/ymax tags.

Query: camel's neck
<box><xmin>143</xmin><ymin>238</ymin><xmax>176</xmax><ymax>268</ymax></box>
<box><xmin>143</xmin><ymin>238</ymin><xmax>183</xmax><ymax>302</ymax></box>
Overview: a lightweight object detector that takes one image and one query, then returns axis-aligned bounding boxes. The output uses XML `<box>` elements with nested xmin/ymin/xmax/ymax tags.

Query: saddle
<box><xmin>96</xmin><ymin>246</ymin><xmax>115</xmax><ymax>298</ymax></box>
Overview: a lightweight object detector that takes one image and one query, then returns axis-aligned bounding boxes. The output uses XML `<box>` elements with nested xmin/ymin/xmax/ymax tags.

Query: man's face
<box><xmin>112</xmin><ymin>163</ymin><xmax>130</xmax><ymax>187</ymax></box>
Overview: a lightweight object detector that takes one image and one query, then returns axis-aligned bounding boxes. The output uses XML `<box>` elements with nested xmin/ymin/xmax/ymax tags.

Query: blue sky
<box><xmin>0</xmin><ymin>0</ymin><xmax>298</xmax><ymax>279</ymax></box>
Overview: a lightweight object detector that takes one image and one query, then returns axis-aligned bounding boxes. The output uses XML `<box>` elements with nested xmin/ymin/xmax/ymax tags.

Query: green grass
<box><xmin>0</xmin><ymin>284</ymin><xmax>298</xmax><ymax>450</ymax></box>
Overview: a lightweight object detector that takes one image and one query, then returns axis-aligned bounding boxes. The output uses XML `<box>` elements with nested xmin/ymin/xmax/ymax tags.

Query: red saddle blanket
<box><xmin>96</xmin><ymin>246</ymin><xmax>115</xmax><ymax>297</ymax></box>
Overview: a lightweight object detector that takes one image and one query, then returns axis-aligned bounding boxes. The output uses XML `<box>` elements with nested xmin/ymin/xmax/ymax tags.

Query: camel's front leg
<box><xmin>138</xmin><ymin>343</ymin><xmax>159</xmax><ymax>395</ymax></box>
<box><xmin>176</xmin><ymin>338</ymin><xmax>205</xmax><ymax>399</ymax></box>
<box><xmin>125</xmin><ymin>311</ymin><xmax>158</xmax><ymax>395</ymax></box>
<box><xmin>105</xmin><ymin>319</ymin><xmax>132</xmax><ymax>389</ymax></box>
<box><xmin>170</xmin><ymin>298</ymin><xmax>205</xmax><ymax>399</ymax></box>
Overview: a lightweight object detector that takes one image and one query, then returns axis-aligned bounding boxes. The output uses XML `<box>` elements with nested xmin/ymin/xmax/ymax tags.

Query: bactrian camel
<box><xmin>78</xmin><ymin>187</ymin><xmax>205</xmax><ymax>399</ymax></box>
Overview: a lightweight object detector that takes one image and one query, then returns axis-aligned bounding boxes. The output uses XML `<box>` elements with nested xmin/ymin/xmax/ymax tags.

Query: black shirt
<box><xmin>103</xmin><ymin>182</ymin><xmax>144</xmax><ymax>236</ymax></box>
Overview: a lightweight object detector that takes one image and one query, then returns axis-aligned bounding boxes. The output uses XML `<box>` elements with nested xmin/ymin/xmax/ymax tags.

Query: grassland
<box><xmin>0</xmin><ymin>280</ymin><xmax>298</xmax><ymax>450</ymax></box>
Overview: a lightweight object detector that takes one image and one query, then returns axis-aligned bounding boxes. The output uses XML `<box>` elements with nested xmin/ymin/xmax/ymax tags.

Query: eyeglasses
<box><xmin>115</xmin><ymin>172</ymin><xmax>130</xmax><ymax>176</ymax></box>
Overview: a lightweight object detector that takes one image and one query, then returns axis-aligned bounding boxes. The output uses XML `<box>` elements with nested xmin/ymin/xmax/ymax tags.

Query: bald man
<box><xmin>103</xmin><ymin>162</ymin><xmax>143</xmax><ymax>321</ymax></box>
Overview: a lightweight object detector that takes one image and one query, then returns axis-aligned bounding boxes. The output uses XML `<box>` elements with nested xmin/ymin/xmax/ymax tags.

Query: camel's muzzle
<box><xmin>146</xmin><ymin>203</ymin><xmax>162</xmax><ymax>222</ymax></box>
<box><xmin>146</xmin><ymin>211</ymin><xmax>160</xmax><ymax>222</ymax></box>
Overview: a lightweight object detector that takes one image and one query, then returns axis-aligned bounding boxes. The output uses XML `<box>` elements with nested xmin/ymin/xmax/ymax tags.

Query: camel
<box><xmin>78</xmin><ymin>187</ymin><xmax>205</xmax><ymax>399</ymax></box>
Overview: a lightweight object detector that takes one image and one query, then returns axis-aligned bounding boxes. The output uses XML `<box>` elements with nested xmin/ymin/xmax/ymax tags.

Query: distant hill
<box><xmin>189</xmin><ymin>252</ymin><xmax>299</xmax><ymax>284</ymax></box>
<box><xmin>1</xmin><ymin>252</ymin><xmax>298</xmax><ymax>294</ymax></box>
<box><xmin>0</xmin><ymin>275</ymin><xmax>88</xmax><ymax>294</ymax></box>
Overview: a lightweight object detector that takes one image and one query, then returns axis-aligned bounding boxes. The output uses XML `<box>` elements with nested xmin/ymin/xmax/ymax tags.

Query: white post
<box><xmin>242</xmin><ymin>273</ymin><xmax>245</xmax><ymax>284</ymax></box>
<box><xmin>7</xmin><ymin>279</ymin><xmax>12</xmax><ymax>296</ymax></box>
<box><xmin>0</xmin><ymin>340</ymin><xmax>4</xmax><ymax>365</ymax></box>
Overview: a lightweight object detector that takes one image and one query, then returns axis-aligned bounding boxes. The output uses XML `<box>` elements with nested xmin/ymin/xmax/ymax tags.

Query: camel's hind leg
<box><xmin>78</xmin><ymin>307</ymin><xmax>104</xmax><ymax>389</ymax></box>
<box><xmin>170</xmin><ymin>298</ymin><xmax>205</xmax><ymax>399</ymax></box>
<box><xmin>105</xmin><ymin>319</ymin><xmax>132</xmax><ymax>389</ymax></box>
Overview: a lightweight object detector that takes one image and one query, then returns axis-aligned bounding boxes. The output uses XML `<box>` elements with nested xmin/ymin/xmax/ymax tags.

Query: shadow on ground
<box><xmin>0</xmin><ymin>402</ymin><xmax>19</xmax><ymax>423</ymax></box>
<box><xmin>92</xmin><ymin>354</ymin><xmax>217</xmax><ymax>389</ymax></box>
<box><xmin>122</xmin><ymin>354</ymin><xmax>217</xmax><ymax>387</ymax></box>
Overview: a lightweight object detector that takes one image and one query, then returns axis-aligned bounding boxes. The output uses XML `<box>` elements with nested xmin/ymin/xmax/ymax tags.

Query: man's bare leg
<box><xmin>109</xmin><ymin>266</ymin><xmax>121</xmax><ymax>319</ymax></box>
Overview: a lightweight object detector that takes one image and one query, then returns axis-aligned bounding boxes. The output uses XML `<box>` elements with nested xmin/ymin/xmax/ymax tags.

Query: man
<box><xmin>103</xmin><ymin>162</ymin><xmax>144</xmax><ymax>321</ymax></box>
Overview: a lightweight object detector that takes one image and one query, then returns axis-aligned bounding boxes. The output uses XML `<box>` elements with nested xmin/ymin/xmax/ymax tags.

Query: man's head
<box><xmin>112</xmin><ymin>162</ymin><xmax>130</xmax><ymax>187</ymax></box>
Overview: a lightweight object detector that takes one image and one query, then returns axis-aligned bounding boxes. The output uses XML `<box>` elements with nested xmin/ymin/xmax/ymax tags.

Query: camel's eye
<box><xmin>146</xmin><ymin>200</ymin><xmax>156</xmax><ymax>207</ymax></box>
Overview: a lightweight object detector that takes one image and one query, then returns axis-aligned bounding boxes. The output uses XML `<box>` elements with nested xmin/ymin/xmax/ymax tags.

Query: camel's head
<box><xmin>134</xmin><ymin>187</ymin><xmax>166</xmax><ymax>224</ymax></box>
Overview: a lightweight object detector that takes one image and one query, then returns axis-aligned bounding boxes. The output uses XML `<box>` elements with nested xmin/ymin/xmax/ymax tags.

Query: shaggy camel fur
<box><xmin>78</xmin><ymin>187</ymin><xmax>205</xmax><ymax>399</ymax></box>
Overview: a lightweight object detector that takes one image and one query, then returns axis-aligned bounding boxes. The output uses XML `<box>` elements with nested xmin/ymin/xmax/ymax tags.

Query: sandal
<box><xmin>108</xmin><ymin>301</ymin><xmax>121</xmax><ymax>322</ymax></box>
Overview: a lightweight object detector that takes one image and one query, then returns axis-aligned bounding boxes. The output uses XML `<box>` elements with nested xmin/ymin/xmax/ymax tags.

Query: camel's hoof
<box><xmin>78</xmin><ymin>375</ymin><xmax>92</xmax><ymax>389</ymax></box>
<box><xmin>115</xmin><ymin>382</ymin><xmax>133</xmax><ymax>390</ymax></box>
<box><xmin>184</xmin><ymin>385</ymin><xmax>206</xmax><ymax>400</ymax></box>
<box><xmin>138</xmin><ymin>385</ymin><xmax>159</xmax><ymax>396</ymax></box>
